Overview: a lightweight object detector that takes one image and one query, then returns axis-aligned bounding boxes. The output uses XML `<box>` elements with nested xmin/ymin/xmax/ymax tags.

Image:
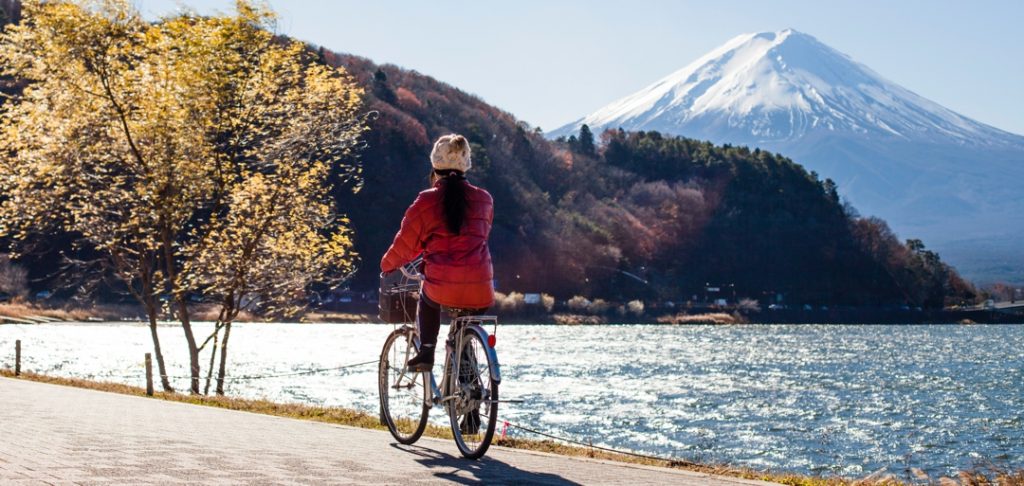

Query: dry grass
<box><xmin>1</xmin><ymin>302</ymin><xmax>262</xmax><ymax>324</ymax></box>
<box><xmin>950</xmin><ymin>469</ymin><xmax>1024</xmax><ymax>486</ymax></box>
<box><xmin>304</xmin><ymin>311</ymin><xmax>379</xmax><ymax>323</ymax></box>
<box><xmin>0</xmin><ymin>302</ymin><xmax>139</xmax><ymax>322</ymax></box>
<box><xmin>189</xmin><ymin>304</ymin><xmax>258</xmax><ymax>323</ymax></box>
<box><xmin>0</xmin><ymin>302</ymin><xmax>86</xmax><ymax>321</ymax></box>
<box><xmin>2</xmin><ymin>369</ymin><xmax>1020</xmax><ymax>486</ymax></box>
<box><xmin>552</xmin><ymin>313</ymin><xmax>607</xmax><ymax>325</ymax></box>
<box><xmin>996</xmin><ymin>469</ymin><xmax>1024</xmax><ymax>486</ymax></box>
<box><xmin>656</xmin><ymin>312</ymin><xmax>744</xmax><ymax>324</ymax></box>
<box><xmin>489</xmin><ymin>436</ymin><xmax>851</xmax><ymax>486</ymax></box>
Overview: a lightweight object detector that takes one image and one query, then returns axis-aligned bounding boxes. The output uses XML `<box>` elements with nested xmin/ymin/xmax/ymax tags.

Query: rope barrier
<box><xmin>25</xmin><ymin>359</ymin><xmax>380</xmax><ymax>383</ymax></box>
<box><xmin>224</xmin><ymin>360</ymin><xmax>378</xmax><ymax>381</ymax></box>
<box><xmin>498</xmin><ymin>419</ymin><xmax>698</xmax><ymax>467</ymax></box>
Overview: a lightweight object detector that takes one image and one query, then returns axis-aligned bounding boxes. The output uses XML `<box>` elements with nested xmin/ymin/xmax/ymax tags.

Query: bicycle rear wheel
<box><xmin>448</xmin><ymin>329</ymin><xmax>499</xmax><ymax>459</ymax></box>
<box><xmin>379</xmin><ymin>327</ymin><xmax>429</xmax><ymax>444</ymax></box>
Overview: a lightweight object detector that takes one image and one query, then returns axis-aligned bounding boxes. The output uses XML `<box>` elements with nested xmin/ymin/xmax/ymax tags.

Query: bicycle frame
<box><xmin>412</xmin><ymin>315</ymin><xmax>501</xmax><ymax>410</ymax></box>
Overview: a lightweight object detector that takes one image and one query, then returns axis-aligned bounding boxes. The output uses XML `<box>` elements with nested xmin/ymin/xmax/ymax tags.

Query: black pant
<box><xmin>416</xmin><ymin>290</ymin><xmax>488</xmax><ymax>349</ymax></box>
<box><xmin>416</xmin><ymin>290</ymin><xmax>443</xmax><ymax>348</ymax></box>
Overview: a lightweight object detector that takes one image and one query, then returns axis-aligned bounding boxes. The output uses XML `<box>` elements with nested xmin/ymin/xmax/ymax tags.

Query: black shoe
<box><xmin>460</xmin><ymin>409</ymin><xmax>481</xmax><ymax>435</ymax></box>
<box><xmin>406</xmin><ymin>345</ymin><xmax>434</xmax><ymax>372</ymax></box>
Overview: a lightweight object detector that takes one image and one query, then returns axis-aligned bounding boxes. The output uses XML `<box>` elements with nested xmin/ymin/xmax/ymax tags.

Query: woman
<box><xmin>381</xmin><ymin>134</ymin><xmax>494</xmax><ymax>371</ymax></box>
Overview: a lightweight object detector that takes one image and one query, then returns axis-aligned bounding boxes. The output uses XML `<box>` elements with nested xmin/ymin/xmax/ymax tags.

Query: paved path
<box><xmin>0</xmin><ymin>377</ymin><xmax>778</xmax><ymax>485</ymax></box>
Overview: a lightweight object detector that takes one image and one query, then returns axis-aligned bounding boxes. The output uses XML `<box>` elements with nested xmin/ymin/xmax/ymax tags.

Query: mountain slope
<box><xmin>552</xmin><ymin>29</ymin><xmax>1024</xmax><ymax>283</ymax></box>
<box><xmin>313</xmin><ymin>49</ymin><xmax>973</xmax><ymax>307</ymax></box>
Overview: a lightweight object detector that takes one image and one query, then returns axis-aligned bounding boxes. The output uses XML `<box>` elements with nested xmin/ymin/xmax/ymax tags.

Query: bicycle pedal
<box><xmin>407</xmin><ymin>363</ymin><xmax>433</xmax><ymax>372</ymax></box>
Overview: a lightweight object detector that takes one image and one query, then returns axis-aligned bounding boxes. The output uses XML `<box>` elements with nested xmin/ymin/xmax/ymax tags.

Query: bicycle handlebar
<box><xmin>399</xmin><ymin>256</ymin><xmax>424</xmax><ymax>281</ymax></box>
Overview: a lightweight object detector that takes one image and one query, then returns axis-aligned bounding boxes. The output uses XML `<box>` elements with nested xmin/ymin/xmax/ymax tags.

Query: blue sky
<box><xmin>137</xmin><ymin>1</ymin><xmax>1024</xmax><ymax>135</ymax></box>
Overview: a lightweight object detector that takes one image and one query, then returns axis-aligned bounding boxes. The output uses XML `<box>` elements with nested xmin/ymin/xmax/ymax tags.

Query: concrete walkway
<box><xmin>0</xmin><ymin>377</ymin><xmax>778</xmax><ymax>485</ymax></box>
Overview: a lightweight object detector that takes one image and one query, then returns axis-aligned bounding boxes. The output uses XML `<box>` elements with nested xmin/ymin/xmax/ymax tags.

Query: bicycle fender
<box><xmin>468</xmin><ymin>326</ymin><xmax>501</xmax><ymax>384</ymax></box>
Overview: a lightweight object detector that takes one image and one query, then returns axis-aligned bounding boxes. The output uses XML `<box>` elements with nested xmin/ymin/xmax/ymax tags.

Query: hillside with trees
<box><xmin>318</xmin><ymin>49</ymin><xmax>974</xmax><ymax>309</ymax></box>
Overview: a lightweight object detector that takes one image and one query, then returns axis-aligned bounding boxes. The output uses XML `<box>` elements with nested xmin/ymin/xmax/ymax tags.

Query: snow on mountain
<box><xmin>551</xmin><ymin>29</ymin><xmax>1024</xmax><ymax>283</ymax></box>
<box><xmin>553</xmin><ymin>29</ymin><xmax>1020</xmax><ymax>146</ymax></box>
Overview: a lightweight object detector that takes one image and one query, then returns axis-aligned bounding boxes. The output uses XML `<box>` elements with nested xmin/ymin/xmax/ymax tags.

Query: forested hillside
<box><xmin>318</xmin><ymin>49</ymin><xmax>974</xmax><ymax>308</ymax></box>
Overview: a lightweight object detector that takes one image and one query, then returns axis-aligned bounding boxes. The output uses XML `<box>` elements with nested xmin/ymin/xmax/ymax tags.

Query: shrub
<box><xmin>541</xmin><ymin>293</ymin><xmax>555</xmax><ymax>312</ymax></box>
<box><xmin>0</xmin><ymin>254</ymin><xmax>29</xmax><ymax>298</ymax></box>
<box><xmin>627</xmin><ymin>299</ymin><xmax>645</xmax><ymax>316</ymax></box>
<box><xmin>506</xmin><ymin>292</ymin><xmax>526</xmax><ymax>313</ymax></box>
<box><xmin>737</xmin><ymin>298</ymin><xmax>761</xmax><ymax>312</ymax></box>
<box><xmin>589</xmin><ymin>298</ymin><xmax>610</xmax><ymax>314</ymax></box>
<box><xmin>567</xmin><ymin>295</ymin><xmax>590</xmax><ymax>312</ymax></box>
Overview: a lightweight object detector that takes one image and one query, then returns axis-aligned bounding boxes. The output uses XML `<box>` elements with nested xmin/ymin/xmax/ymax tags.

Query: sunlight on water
<box><xmin>1</xmin><ymin>322</ymin><xmax>1021</xmax><ymax>476</ymax></box>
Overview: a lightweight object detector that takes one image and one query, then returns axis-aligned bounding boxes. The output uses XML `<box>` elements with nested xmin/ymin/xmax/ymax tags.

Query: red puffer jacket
<box><xmin>380</xmin><ymin>180</ymin><xmax>494</xmax><ymax>309</ymax></box>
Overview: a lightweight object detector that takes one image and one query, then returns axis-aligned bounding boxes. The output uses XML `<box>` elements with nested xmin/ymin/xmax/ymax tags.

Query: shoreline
<box><xmin>1</xmin><ymin>369</ymin><xmax>1020</xmax><ymax>486</ymax></box>
<box><xmin>2</xmin><ymin>302</ymin><xmax>1021</xmax><ymax>326</ymax></box>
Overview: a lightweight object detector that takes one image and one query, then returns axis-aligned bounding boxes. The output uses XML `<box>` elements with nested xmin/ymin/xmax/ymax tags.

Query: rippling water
<box><xmin>1</xmin><ymin>322</ymin><xmax>1021</xmax><ymax>476</ymax></box>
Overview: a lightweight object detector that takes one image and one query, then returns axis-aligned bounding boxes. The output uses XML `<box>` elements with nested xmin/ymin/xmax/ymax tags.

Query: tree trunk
<box><xmin>176</xmin><ymin>297</ymin><xmax>201</xmax><ymax>394</ymax></box>
<box><xmin>159</xmin><ymin>221</ymin><xmax>201</xmax><ymax>394</ymax></box>
<box><xmin>146</xmin><ymin>304</ymin><xmax>174</xmax><ymax>392</ymax></box>
<box><xmin>203</xmin><ymin>323</ymin><xmax>221</xmax><ymax>395</ymax></box>
<box><xmin>170</xmin><ymin>279</ymin><xmax>200</xmax><ymax>395</ymax></box>
<box><xmin>125</xmin><ymin>252</ymin><xmax>174</xmax><ymax>392</ymax></box>
<box><xmin>139</xmin><ymin>272</ymin><xmax>173</xmax><ymax>393</ymax></box>
<box><xmin>215</xmin><ymin>321</ymin><xmax>232</xmax><ymax>395</ymax></box>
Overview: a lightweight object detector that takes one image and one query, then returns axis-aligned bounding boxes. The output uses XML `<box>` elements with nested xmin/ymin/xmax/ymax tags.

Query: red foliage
<box><xmin>395</xmin><ymin>87</ymin><xmax>423</xmax><ymax>113</ymax></box>
<box><xmin>371</xmin><ymin>101</ymin><xmax>428</xmax><ymax>148</ymax></box>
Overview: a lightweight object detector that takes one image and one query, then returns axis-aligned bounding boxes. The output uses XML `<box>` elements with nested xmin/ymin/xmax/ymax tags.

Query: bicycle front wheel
<box><xmin>448</xmin><ymin>329</ymin><xmax>499</xmax><ymax>459</ymax></box>
<box><xmin>379</xmin><ymin>327</ymin><xmax>429</xmax><ymax>444</ymax></box>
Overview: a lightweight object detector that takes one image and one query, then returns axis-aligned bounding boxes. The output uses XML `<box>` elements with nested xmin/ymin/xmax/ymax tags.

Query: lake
<box><xmin>1</xmin><ymin>322</ymin><xmax>1021</xmax><ymax>477</ymax></box>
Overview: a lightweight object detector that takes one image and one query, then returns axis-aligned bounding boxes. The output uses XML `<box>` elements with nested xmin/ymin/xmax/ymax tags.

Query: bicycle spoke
<box><xmin>379</xmin><ymin>329</ymin><xmax>429</xmax><ymax>444</ymax></box>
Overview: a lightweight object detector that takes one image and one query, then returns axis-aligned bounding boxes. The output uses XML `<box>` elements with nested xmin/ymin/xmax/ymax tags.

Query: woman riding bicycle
<box><xmin>381</xmin><ymin>134</ymin><xmax>495</xmax><ymax>372</ymax></box>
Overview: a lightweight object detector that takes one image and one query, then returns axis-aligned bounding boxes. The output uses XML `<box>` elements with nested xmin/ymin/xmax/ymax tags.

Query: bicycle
<box><xmin>377</xmin><ymin>257</ymin><xmax>501</xmax><ymax>459</ymax></box>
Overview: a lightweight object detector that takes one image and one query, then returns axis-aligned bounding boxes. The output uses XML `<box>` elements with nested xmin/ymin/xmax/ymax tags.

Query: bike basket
<box><xmin>379</xmin><ymin>271</ymin><xmax>418</xmax><ymax>323</ymax></box>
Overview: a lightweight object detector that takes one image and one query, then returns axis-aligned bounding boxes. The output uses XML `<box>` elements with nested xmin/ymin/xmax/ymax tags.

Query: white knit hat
<box><xmin>430</xmin><ymin>134</ymin><xmax>472</xmax><ymax>172</ymax></box>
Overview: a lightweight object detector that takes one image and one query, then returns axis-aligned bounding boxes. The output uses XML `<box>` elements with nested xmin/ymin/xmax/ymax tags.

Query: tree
<box><xmin>578</xmin><ymin>124</ymin><xmax>595</xmax><ymax>155</ymax></box>
<box><xmin>0</xmin><ymin>0</ymin><xmax>366</xmax><ymax>393</ymax></box>
<box><xmin>823</xmin><ymin>178</ymin><xmax>839</xmax><ymax>203</ymax></box>
<box><xmin>566</xmin><ymin>134</ymin><xmax>579</xmax><ymax>152</ymax></box>
<box><xmin>906</xmin><ymin>239</ymin><xmax>926</xmax><ymax>253</ymax></box>
<box><xmin>373</xmin><ymin>67</ymin><xmax>396</xmax><ymax>103</ymax></box>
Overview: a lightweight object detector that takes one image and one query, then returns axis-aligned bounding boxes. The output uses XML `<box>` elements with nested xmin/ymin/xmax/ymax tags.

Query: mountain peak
<box><xmin>722</xmin><ymin>28</ymin><xmax>820</xmax><ymax>58</ymax></box>
<box><xmin>552</xmin><ymin>29</ymin><xmax>1018</xmax><ymax>147</ymax></box>
<box><xmin>753</xmin><ymin>27</ymin><xmax>798</xmax><ymax>41</ymax></box>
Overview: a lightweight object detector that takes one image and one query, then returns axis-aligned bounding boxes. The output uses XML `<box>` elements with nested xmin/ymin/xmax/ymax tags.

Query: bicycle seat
<box><xmin>444</xmin><ymin>307</ymin><xmax>477</xmax><ymax>318</ymax></box>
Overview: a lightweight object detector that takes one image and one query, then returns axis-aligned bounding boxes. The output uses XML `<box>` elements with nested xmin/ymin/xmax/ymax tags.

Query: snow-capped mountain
<box><xmin>552</xmin><ymin>29</ymin><xmax>1019</xmax><ymax>147</ymax></box>
<box><xmin>552</xmin><ymin>29</ymin><xmax>1024</xmax><ymax>283</ymax></box>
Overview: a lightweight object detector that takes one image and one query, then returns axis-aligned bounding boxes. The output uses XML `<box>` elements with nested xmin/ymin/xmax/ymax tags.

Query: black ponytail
<box><xmin>434</xmin><ymin>169</ymin><xmax>467</xmax><ymax>234</ymax></box>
